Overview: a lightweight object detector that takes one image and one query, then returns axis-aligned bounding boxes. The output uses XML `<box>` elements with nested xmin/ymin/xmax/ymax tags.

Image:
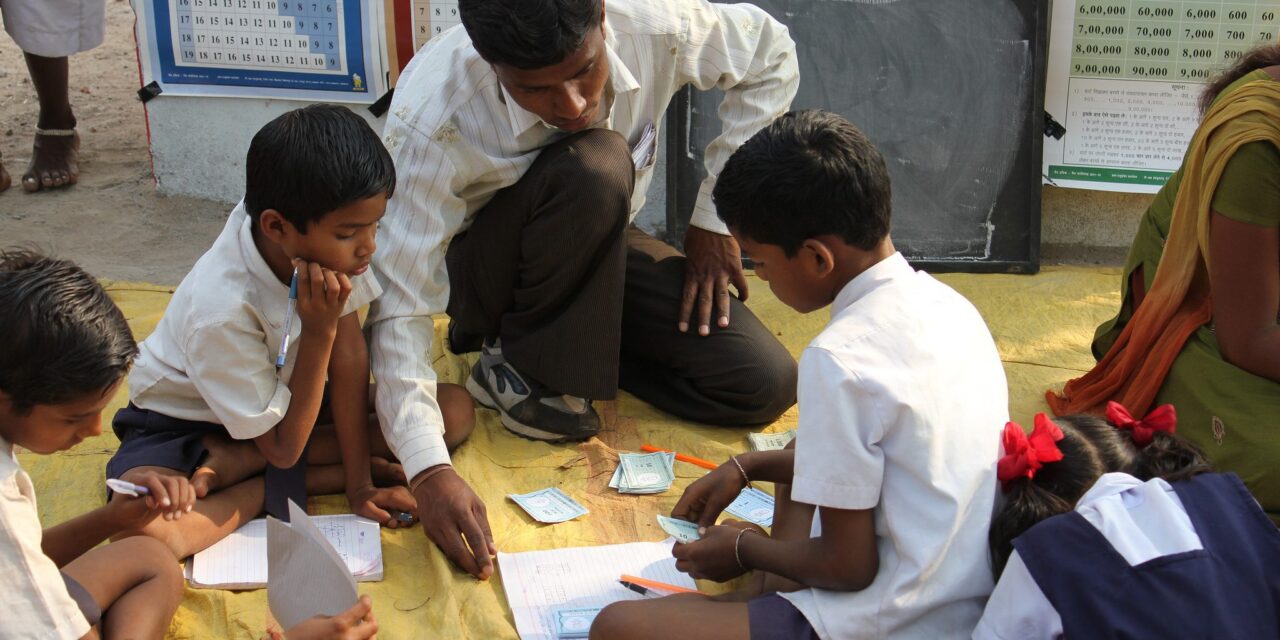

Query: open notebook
<box><xmin>499</xmin><ymin>540</ymin><xmax>696</xmax><ymax>640</ymax></box>
<box><xmin>188</xmin><ymin>514</ymin><xmax>383</xmax><ymax>589</ymax></box>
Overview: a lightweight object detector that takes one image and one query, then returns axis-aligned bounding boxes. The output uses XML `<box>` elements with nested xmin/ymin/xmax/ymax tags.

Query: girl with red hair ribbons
<box><xmin>974</xmin><ymin>406</ymin><xmax>1280</xmax><ymax>639</ymax></box>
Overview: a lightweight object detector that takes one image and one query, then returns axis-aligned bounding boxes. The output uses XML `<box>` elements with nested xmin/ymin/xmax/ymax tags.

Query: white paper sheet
<box><xmin>267</xmin><ymin>501</ymin><xmax>359</xmax><ymax>629</ymax></box>
<box><xmin>190</xmin><ymin>514</ymin><xmax>382</xmax><ymax>589</ymax></box>
<box><xmin>1041</xmin><ymin>0</ymin><xmax>1280</xmax><ymax>193</ymax></box>
<box><xmin>498</xmin><ymin>540</ymin><xmax>696</xmax><ymax>640</ymax></box>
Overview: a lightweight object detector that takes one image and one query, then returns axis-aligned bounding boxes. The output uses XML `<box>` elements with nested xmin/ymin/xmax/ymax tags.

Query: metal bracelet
<box><xmin>734</xmin><ymin>527</ymin><xmax>758</xmax><ymax>571</ymax></box>
<box><xmin>730</xmin><ymin>455</ymin><xmax>752</xmax><ymax>488</ymax></box>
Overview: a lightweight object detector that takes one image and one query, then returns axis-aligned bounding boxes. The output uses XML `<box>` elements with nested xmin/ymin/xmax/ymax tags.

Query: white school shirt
<box><xmin>127</xmin><ymin>202</ymin><xmax>381</xmax><ymax>439</ymax></box>
<box><xmin>779</xmin><ymin>253</ymin><xmax>1009</xmax><ymax>640</ymax></box>
<box><xmin>368</xmin><ymin>0</ymin><xmax>799</xmax><ymax>480</ymax></box>
<box><xmin>0</xmin><ymin>435</ymin><xmax>90</xmax><ymax>639</ymax></box>
<box><xmin>972</xmin><ymin>474</ymin><xmax>1204</xmax><ymax>640</ymax></box>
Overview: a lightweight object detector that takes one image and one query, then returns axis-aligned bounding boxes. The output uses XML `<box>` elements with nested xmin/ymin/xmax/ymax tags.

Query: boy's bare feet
<box><xmin>370</xmin><ymin>456</ymin><xmax>408</xmax><ymax>487</ymax></box>
<box><xmin>191</xmin><ymin>434</ymin><xmax>266</xmax><ymax>497</ymax></box>
<box><xmin>0</xmin><ymin>158</ymin><xmax>10</xmax><ymax>193</ymax></box>
<box><xmin>22</xmin><ymin>129</ymin><xmax>80</xmax><ymax>193</ymax></box>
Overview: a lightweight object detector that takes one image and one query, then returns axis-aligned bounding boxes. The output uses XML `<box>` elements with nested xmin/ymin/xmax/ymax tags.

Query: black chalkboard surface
<box><xmin>667</xmin><ymin>0</ymin><xmax>1049</xmax><ymax>273</ymax></box>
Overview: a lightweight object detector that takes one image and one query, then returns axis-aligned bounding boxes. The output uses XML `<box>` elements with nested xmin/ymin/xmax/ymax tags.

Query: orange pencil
<box><xmin>640</xmin><ymin>445</ymin><xmax>717</xmax><ymax>471</ymax></box>
<box><xmin>619</xmin><ymin>574</ymin><xmax>700</xmax><ymax>594</ymax></box>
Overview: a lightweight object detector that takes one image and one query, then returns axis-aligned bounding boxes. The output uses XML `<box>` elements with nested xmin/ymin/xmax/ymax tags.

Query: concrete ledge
<box><xmin>1041</xmin><ymin>185</ymin><xmax>1153</xmax><ymax>249</ymax></box>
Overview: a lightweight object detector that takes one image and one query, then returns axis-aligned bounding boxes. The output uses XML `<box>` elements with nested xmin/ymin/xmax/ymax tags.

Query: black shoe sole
<box><xmin>465</xmin><ymin>372</ymin><xmax>598</xmax><ymax>443</ymax></box>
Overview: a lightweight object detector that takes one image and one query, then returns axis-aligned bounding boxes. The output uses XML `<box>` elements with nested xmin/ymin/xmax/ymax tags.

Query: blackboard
<box><xmin>667</xmin><ymin>0</ymin><xmax>1050</xmax><ymax>273</ymax></box>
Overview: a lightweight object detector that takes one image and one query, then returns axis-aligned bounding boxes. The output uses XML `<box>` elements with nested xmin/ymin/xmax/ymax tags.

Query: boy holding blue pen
<box><xmin>103</xmin><ymin>105</ymin><xmax>476</xmax><ymax>560</ymax></box>
<box><xmin>0</xmin><ymin>249</ymin><xmax>189</xmax><ymax>638</ymax></box>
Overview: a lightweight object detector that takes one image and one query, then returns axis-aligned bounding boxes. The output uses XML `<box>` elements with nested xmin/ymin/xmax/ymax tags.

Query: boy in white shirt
<box><xmin>0</xmin><ymin>249</ymin><xmax>189</xmax><ymax>639</ymax></box>
<box><xmin>105</xmin><ymin>105</ymin><xmax>476</xmax><ymax>559</ymax></box>
<box><xmin>592</xmin><ymin>110</ymin><xmax>1008</xmax><ymax>639</ymax></box>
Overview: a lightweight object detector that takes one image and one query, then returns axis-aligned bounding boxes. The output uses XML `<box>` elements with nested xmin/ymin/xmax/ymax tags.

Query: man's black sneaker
<box><xmin>464</xmin><ymin>339</ymin><xmax>601</xmax><ymax>442</ymax></box>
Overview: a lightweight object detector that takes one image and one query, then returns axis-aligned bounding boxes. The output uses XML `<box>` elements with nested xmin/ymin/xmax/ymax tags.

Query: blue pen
<box><xmin>276</xmin><ymin>268</ymin><xmax>299</xmax><ymax>368</ymax></box>
<box><xmin>106</xmin><ymin>478</ymin><xmax>151</xmax><ymax>496</ymax></box>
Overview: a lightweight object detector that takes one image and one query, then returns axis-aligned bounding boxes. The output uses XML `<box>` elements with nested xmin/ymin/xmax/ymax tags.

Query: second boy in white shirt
<box><xmin>105</xmin><ymin>105</ymin><xmax>475</xmax><ymax>560</ymax></box>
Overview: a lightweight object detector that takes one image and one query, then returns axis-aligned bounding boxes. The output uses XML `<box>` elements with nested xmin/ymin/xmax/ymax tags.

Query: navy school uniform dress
<box><xmin>1014</xmin><ymin>473</ymin><xmax>1280</xmax><ymax>639</ymax></box>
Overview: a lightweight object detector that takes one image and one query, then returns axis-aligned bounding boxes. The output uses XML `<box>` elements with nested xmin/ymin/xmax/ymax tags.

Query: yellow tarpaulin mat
<box><xmin>18</xmin><ymin>266</ymin><xmax>1120</xmax><ymax>639</ymax></box>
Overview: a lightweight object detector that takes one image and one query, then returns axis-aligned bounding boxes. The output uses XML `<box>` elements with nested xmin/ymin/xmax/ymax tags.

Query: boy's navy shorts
<box><xmin>106</xmin><ymin>403</ymin><xmax>316</xmax><ymax>518</ymax></box>
<box><xmin>105</xmin><ymin>403</ymin><xmax>227</xmax><ymax>487</ymax></box>
<box><xmin>747</xmin><ymin>594</ymin><xmax>818</xmax><ymax>640</ymax></box>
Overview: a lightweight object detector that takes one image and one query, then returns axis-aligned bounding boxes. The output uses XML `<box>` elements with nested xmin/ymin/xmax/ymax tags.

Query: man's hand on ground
<box><xmin>680</xmin><ymin>227</ymin><xmax>749</xmax><ymax>336</ymax></box>
<box><xmin>412</xmin><ymin>465</ymin><xmax>496</xmax><ymax>579</ymax></box>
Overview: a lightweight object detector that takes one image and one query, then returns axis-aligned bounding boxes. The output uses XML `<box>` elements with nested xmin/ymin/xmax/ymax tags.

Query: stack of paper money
<box><xmin>554</xmin><ymin>606</ymin><xmax>602</xmax><ymax>638</ymax></box>
<box><xmin>608</xmin><ymin>451</ymin><xmax>675</xmax><ymax>494</ymax></box>
<box><xmin>748</xmin><ymin>429</ymin><xmax>796</xmax><ymax>451</ymax></box>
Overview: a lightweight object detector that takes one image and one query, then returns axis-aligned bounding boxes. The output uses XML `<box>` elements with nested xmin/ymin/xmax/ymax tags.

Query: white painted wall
<box><xmin>146</xmin><ymin>97</ymin><xmax>383</xmax><ymax>203</ymax></box>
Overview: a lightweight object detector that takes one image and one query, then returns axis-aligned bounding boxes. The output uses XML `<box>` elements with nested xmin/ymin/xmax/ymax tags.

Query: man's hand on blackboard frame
<box><xmin>679</xmin><ymin>227</ymin><xmax>749</xmax><ymax>337</ymax></box>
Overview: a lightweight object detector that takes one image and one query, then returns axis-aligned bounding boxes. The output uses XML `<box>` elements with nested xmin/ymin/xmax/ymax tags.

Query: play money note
<box><xmin>724</xmin><ymin>488</ymin><xmax>776</xmax><ymax>528</ymax></box>
<box><xmin>554</xmin><ymin>606</ymin><xmax>602</xmax><ymax>638</ymax></box>
<box><xmin>656</xmin><ymin>515</ymin><xmax>701</xmax><ymax>543</ymax></box>
<box><xmin>509</xmin><ymin>487</ymin><xmax>589</xmax><ymax>524</ymax></box>
<box><xmin>748</xmin><ymin>429</ymin><xmax>796</xmax><ymax>451</ymax></box>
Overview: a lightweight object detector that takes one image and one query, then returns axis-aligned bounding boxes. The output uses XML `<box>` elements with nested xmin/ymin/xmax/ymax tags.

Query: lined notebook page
<box><xmin>499</xmin><ymin>540</ymin><xmax>695</xmax><ymax>640</ymax></box>
<box><xmin>191</xmin><ymin>515</ymin><xmax>382</xmax><ymax>589</ymax></box>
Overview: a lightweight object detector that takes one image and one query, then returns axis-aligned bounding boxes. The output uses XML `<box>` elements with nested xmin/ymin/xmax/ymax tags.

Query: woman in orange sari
<box><xmin>1050</xmin><ymin>46</ymin><xmax>1280</xmax><ymax>523</ymax></box>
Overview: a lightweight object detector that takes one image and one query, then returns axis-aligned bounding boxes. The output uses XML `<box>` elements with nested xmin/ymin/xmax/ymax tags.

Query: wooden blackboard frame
<box><xmin>666</xmin><ymin>0</ymin><xmax>1050</xmax><ymax>274</ymax></box>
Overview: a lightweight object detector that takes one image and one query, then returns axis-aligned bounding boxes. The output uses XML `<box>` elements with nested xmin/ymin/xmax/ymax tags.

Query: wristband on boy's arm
<box><xmin>409</xmin><ymin>464</ymin><xmax>452</xmax><ymax>494</ymax></box>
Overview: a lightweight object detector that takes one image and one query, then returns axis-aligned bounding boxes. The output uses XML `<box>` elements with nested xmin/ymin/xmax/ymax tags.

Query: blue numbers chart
<box><xmin>174</xmin><ymin>0</ymin><xmax>344</xmax><ymax>73</ymax></box>
<box><xmin>138</xmin><ymin>0</ymin><xmax>380</xmax><ymax>99</ymax></box>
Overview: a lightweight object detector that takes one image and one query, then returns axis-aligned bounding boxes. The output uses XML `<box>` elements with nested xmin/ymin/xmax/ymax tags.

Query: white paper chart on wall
<box><xmin>1043</xmin><ymin>1</ymin><xmax>1280</xmax><ymax>193</ymax></box>
<box><xmin>412</xmin><ymin>0</ymin><xmax>461</xmax><ymax>49</ymax></box>
<box><xmin>134</xmin><ymin>0</ymin><xmax>387</xmax><ymax>101</ymax></box>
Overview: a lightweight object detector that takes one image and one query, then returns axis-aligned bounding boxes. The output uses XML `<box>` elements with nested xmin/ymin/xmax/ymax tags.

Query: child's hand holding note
<box><xmin>106</xmin><ymin>471</ymin><xmax>196</xmax><ymax>528</ymax></box>
<box><xmin>671</xmin><ymin>458</ymin><xmax>750</xmax><ymax>528</ymax></box>
<box><xmin>672</xmin><ymin>520</ymin><xmax>764</xmax><ymax>582</ymax></box>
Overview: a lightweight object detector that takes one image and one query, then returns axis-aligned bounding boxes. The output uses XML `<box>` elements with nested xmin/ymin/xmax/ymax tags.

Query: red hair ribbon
<box><xmin>1105</xmin><ymin>401</ymin><xmax>1176</xmax><ymax>447</ymax></box>
<box><xmin>997</xmin><ymin>413</ymin><xmax>1065</xmax><ymax>491</ymax></box>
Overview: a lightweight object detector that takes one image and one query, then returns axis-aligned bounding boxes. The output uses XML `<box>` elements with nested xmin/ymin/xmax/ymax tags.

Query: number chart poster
<box><xmin>385</xmin><ymin>0</ymin><xmax>459</xmax><ymax>84</ymax></box>
<box><xmin>134</xmin><ymin>0</ymin><xmax>387</xmax><ymax>102</ymax></box>
<box><xmin>411</xmin><ymin>0</ymin><xmax>460</xmax><ymax>50</ymax></box>
<box><xmin>1043</xmin><ymin>0</ymin><xmax>1280</xmax><ymax>192</ymax></box>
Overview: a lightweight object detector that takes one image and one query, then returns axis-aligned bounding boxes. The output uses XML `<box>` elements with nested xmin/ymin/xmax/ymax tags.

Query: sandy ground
<box><xmin>0</xmin><ymin>0</ymin><xmax>226</xmax><ymax>285</ymax></box>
